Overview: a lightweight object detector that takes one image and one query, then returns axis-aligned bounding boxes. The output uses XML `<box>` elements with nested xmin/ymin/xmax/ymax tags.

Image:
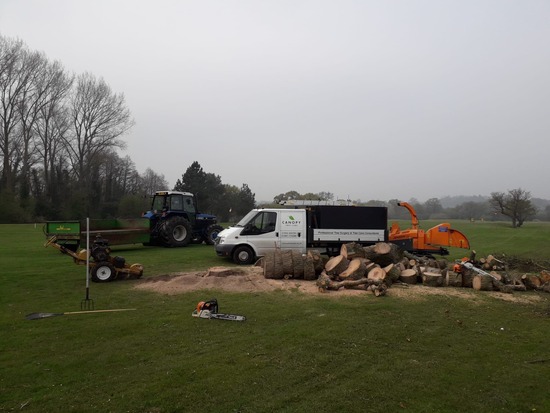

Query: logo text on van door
<box><xmin>282</xmin><ymin>215</ymin><xmax>301</xmax><ymax>226</ymax></box>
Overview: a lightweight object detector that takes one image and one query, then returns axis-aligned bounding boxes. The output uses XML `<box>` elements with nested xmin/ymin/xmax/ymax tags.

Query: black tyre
<box><xmin>91</xmin><ymin>261</ymin><xmax>116</xmax><ymax>282</ymax></box>
<box><xmin>160</xmin><ymin>217</ymin><xmax>193</xmax><ymax>247</ymax></box>
<box><xmin>233</xmin><ymin>245</ymin><xmax>255</xmax><ymax>265</ymax></box>
<box><xmin>204</xmin><ymin>224</ymin><xmax>224</xmax><ymax>245</ymax></box>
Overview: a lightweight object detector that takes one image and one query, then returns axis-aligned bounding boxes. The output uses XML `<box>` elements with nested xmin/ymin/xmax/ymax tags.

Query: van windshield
<box><xmin>235</xmin><ymin>210</ymin><xmax>260</xmax><ymax>227</ymax></box>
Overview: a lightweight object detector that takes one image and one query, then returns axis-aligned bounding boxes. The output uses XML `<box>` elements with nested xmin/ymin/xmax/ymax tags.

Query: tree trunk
<box><xmin>422</xmin><ymin>269</ymin><xmax>443</xmax><ymax>287</ymax></box>
<box><xmin>445</xmin><ymin>271</ymin><xmax>463</xmax><ymax>287</ymax></box>
<box><xmin>292</xmin><ymin>251</ymin><xmax>304</xmax><ymax>279</ymax></box>
<box><xmin>303</xmin><ymin>255</ymin><xmax>316</xmax><ymax>280</ymax></box>
<box><xmin>282</xmin><ymin>250</ymin><xmax>294</xmax><ymax>277</ymax></box>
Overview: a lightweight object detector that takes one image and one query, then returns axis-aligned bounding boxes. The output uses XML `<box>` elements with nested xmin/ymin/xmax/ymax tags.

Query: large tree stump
<box><xmin>363</xmin><ymin>242</ymin><xmax>403</xmax><ymax>267</ymax></box>
<box><xmin>206</xmin><ymin>267</ymin><xmax>243</xmax><ymax>277</ymax></box>
<box><xmin>325</xmin><ymin>255</ymin><xmax>350</xmax><ymax>277</ymax></box>
<box><xmin>472</xmin><ymin>274</ymin><xmax>494</xmax><ymax>291</ymax></box>
<box><xmin>400</xmin><ymin>268</ymin><xmax>418</xmax><ymax>284</ymax></box>
<box><xmin>339</xmin><ymin>258</ymin><xmax>367</xmax><ymax>280</ymax></box>
<box><xmin>340</xmin><ymin>242</ymin><xmax>366</xmax><ymax>259</ymax></box>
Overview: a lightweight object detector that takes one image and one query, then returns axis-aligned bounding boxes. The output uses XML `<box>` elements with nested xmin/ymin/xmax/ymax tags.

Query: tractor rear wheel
<box><xmin>205</xmin><ymin>224</ymin><xmax>224</xmax><ymax>245</ymax></box>
<box><xmin>160</xmin><ymin>217</ymin><xmax>193</xmax><ymax>247</ymax></box>
<box><xmin>91</xmin><ymin>262</ymin><xmax>116</xmax><ymax>282</ymax></box>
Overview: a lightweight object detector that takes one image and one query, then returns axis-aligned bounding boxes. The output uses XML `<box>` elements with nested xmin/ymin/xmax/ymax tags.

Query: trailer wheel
<box><xmin>233</xmin><ymin>246</ymin><xmax>255</xmax><ymax>265</ymax></box>
<box><xmin>91</xmin><ymin>262</ymin><xmax>116</xmax><ymax>282</ymax></box>
<box><xmin>160</xmin><ymin>217</ymin><xmax>192</xmax><ymax>247</ymax></box>
<box><xmin>205</xmin><ymin>224</ymin><xmax>224</xmax><ymax>245</ymax></box>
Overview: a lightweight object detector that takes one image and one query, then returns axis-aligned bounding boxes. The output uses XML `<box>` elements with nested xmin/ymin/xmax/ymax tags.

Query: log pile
<box><xmin>261</xmin><ymin>245</ymin><xmax>550</xmax><ymax>296</ymax></box>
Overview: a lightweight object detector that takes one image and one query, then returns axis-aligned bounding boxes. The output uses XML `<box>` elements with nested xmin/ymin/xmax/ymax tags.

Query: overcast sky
<box><xmin>1</xmin><ymin>0</ymin><xmax>549</xmax><ymax>202</ymax></box>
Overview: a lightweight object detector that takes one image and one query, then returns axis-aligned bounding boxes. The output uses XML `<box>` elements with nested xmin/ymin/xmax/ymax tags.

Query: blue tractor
<box><xmin>143</xmin><ymin>191</ymin><xmax>224</xmax><ymax>247</ymax></box>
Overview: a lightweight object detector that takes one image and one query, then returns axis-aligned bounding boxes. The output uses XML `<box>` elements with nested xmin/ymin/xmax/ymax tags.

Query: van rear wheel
<box><xmin>233</xmin><ymin>246</ymin><xmax>254</xmax><ymax>265</ymax></box>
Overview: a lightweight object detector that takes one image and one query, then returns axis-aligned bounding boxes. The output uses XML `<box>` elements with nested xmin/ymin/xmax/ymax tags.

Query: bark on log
<box><xmin>263</xmin><ymin>251</ymin><xmax>276</xmax><ymax>279</ymax></box>
<box><xmin>273</xmin><ymin>250</ymin><xmax>285</xmax><ymax>279</ymax></box>
<box><xmin>422</xmin><ymin>270</ymin><xmax>443</xmax><ymax>287</ymax></box>
<box><xmin>472</xmin><ymin>274</ymin><xmax>494</xmax><ymax>291</ymax></box>
<box><xmin>340</xmin><ymin>242</ymin><xmax>366</xmax><ymax>259</ymax></box>
<box><xmin>461</xmin><ymin>268</ymin><xmax>475</xmax><ymax>288</ymax></box>
<box><xmin>303</xmin><ymin>255</ymin><xmax>317</xmax><ymax>280</ymax></box>
<box><xmin>325</xmin><ymin>255</ymin><xmax>350</xmax><ymax>277</ymax></box>
<box><xmin>307</xmin><ymin>249</ymin><xmax>325</xmax><ymax>274</ymax></box>
<box><xmin>383</xmin><ymin>263</ymin><xmax>401</xmax><ymax>284</ymax></box>
<box><xmin>282</xmin><ymin>250</ymin><xmax>294</xmax><ymax>277</ymax></box>
<box><xmin>292</xmin><ymin>251</ymin><xmax>304</xmax><ymax>279</ymax></box>
<box><xmin>316</xmin><ymin>272</ymin><xmax>384</xmax><ymax>293</ymax></box>
<box><xmin>399</xmin><ymin>268</ymin><xmax>418</xmax><ymax>284</ymax></box>
<box><xmin>339</xmin><ymin>258</ymin><xmax>367</xmax><ymax>280</ymax></box>
<box><xmin>445</xmin><ymin>271</ymin><xmax>463</xmax><ymax>287</ymax></box>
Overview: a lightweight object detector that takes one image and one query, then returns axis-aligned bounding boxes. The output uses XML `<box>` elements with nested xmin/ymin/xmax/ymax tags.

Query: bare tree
<box><xmin>489</xmin><ymin>188</ymin><xmax>537</xmax><ymax>228</ymax></box>
<box><xmin>65</xmin><ymin>72</ymin><xmax>134</xmax><ymax>185</ymax></box>
<box><xmin>0</xmin><ymin>36</ymin><xmax>27</xmax><ymax>192</ymax></box>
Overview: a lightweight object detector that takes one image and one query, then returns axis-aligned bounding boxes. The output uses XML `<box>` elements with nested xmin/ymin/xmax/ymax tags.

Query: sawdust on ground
<box><xmin>134</xmin><ymin>266</ymin><xmax>545</xmax><ymax>304</ymax></box>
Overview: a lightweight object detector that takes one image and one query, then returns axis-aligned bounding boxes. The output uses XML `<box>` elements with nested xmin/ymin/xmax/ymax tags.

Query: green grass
<box><xmin>1</xmin><ymin>223</ymin><xmax>549</xmax><ymax>413</ymax></box>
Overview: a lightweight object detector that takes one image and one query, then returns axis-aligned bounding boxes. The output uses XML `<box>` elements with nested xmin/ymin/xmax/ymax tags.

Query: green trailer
<box><xmin>44</xmin><ymin>219</ymin><xmax>150</xmax><ymax>250</ymax></box>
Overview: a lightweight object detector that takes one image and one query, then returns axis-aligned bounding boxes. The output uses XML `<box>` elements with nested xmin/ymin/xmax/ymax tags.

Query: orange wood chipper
<box><xmin>389</xmin><ymin>201</ymin><xmax>470</xmax><ymax>256</ymax></box>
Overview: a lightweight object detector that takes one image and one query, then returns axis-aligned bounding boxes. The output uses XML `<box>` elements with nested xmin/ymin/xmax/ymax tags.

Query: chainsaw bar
<box><xmin>192</xmin><ymin>309</ymin><xmax>246</xmax><ymax>322</ymax></box>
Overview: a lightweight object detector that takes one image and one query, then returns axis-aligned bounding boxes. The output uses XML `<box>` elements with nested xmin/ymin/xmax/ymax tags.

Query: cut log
<box><xmin>399</xmin><ymin>268</ymin><xmax>417</xmax><ymax>284</ymax></box>
<box><xmin>263</xmin><ymin>251</ymin><xmax>276</xmax><ymax>279</ymax></box>
<box><xmin>367</xmin><ymin>265</ymin><xmax>386</xmax><ymax>281</ymax></box>
<box><xmin>522</xmin><ymin>274</ymin><xmax>542</xmax><ymax>290</ymax></box>
<box><xmin>324</xmin><ymin>255</ymin><xmax>350</xmax><ymax>276</ymax></box>
<box><xmin>340</xmin><ymin>242</ymin><xmax>366</xmax><ymax>259</ymax></box>
<box><xmin>383</xmin><ymin>263</ymin><xmax>401</xmax><ymax>284</ymax></box>
<box><xmin>273</xmin><ymin>250</ymin><xmax>285</xmax><ymax>279</ymax></box>
<box><xmin>472</xmin><ymin>275</ymin><xmax>494</xmax><ymax>291</ymax></box>
<box><xmin>282</xmin><ymin>250</ymin><xmax>294</xmax><ymax>277</ymax></box>
<box><xmin>303</xmin><ymin>255</ymin><xmax>316</xmax><ymax>280</ymax></box>
<box><xmin>461</xmin><ymin>268</ymin><xmax>475</xmax><ymax>288</ymax></box>
<box><xmin>308</xmin><ymin>250</ymin><xmax>325</xmax><ymax>274</ymax></box>
<box><xmin>422</xmin><ymin>269</ymin><xmax>443</xmax><ymax>287</ymax></box>
<box><xmin>292</xmin><ymin>251</ymin><xmax>304</xmax><ymax>279</ymax></box>
<box><xmin>445</xmin><ymin>271</ymin><xmax>463</xmax><ymax>287</ymax></box>
<box><xmin>540</xmin><ymin>270</ymin><xmax>550</xmax><ymax>284</ymax></box>
<box><xmin>339</xmin><ymin>258</ymin><xmax>367</xmax><ymax>280</ymax></box>
<box><xmin>363</xmin><ymin>242</ymin><xmax>403</xmax><ymax>267</ymax></box>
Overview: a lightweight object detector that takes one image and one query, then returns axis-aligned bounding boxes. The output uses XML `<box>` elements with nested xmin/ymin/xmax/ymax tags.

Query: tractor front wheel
<box><xmin>205</xmin><ymin>224</ymin><xmax>224</xmax><ymax>245</ymax></box>
<box><xmin>91</xmin><ymin>262</ymin><xmax>116</xmax><ymax>282</ymax></box>
<box><xmin>160</xmin><ymin>217</ymin><xmax>193</xmax><ymax>247</ymax></box>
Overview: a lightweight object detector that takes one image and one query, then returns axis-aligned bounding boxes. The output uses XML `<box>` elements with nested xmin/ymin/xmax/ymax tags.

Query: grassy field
<box><xmin>1</xmin><ymin>222</ymin><xmax>549</xmax><ymax>413</ymax></box>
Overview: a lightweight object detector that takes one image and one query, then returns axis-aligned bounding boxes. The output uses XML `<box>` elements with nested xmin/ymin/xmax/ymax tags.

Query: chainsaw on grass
<box><xmin>191</xmin><ymin>299</ymin><xmax>246</xmax><ymax>322</ymax></box>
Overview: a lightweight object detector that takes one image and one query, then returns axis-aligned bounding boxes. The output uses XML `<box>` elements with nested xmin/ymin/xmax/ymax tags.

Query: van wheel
<box><xmin>233</xmin><ymin>246</ymin><xmax>254</xmax><ymax>265</ymax></box>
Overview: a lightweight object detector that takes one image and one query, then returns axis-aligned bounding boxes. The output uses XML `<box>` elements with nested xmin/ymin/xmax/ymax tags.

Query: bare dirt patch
<box><xmin>134</xmin><ymin>266</ymin><xmax>545</xmax><ymax>304</ymax></box>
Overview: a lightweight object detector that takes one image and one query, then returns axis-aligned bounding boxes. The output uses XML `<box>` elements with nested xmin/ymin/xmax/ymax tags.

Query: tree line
<box><xmin>0</xmin><ymin>35</ymin><xmax>257</xmax><ymax>223</ymax></box>
<box><xmin>271</xmin><ymin>188</ymin><xmax>546</xmax><ymax>228</ymax></box>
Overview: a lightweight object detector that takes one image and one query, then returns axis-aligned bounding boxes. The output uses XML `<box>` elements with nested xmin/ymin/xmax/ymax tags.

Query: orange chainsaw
<box><xmin>192</xmin><ymin>299</ymin><xmax>246</xmax><ymax>322</ymax></box>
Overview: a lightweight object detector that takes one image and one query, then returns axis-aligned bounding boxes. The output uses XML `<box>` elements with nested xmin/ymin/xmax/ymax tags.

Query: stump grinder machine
<box><xmin>389</xmin><ymin>201</ymin><xmax>470</xmax><ymax>256</ymax></box>
<box><xmin>45</xmin><ymin>234</ymin><xmax>144</xmax><ymax>282</ymax></box>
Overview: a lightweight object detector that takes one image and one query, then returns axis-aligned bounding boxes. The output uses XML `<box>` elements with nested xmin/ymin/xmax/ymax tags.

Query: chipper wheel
<box><xmin>91</xmin><ymin>261</ymin><xmax>116</xmax><ymax>282</ymax></box>
<box><xmin>160</xmin><ymin>217</ymin><xmax>193</xmax><ymax>247</ymax></box>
